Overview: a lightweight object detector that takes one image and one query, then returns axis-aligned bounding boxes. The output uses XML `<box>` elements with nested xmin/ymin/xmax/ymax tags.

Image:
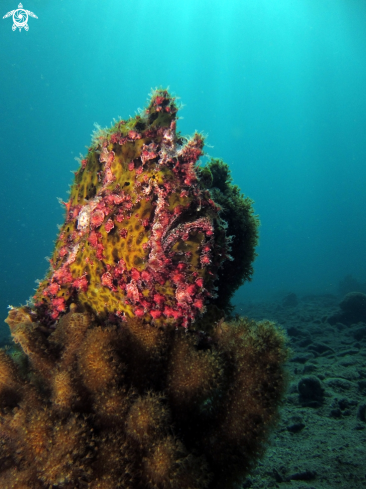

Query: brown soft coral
<box><xmin>0</xmin><ymin>310</ymin><xmax>288</xmax><ymax>488</ymax></box>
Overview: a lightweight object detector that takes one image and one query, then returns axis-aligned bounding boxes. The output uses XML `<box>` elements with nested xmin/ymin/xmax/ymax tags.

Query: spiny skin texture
<box><xmin>1</xmin><ymin>309</ymin><xmax>289</xmax><ymax>489</ymax></box>
<box><xmin>33</xmin><ymin>90</ymin><xmax>233</xmax><ymax>329</ymax></box>
<box><xmin>1</xmin><ymin>90</ymin><xmax>287</xmax><ymax>488</ymax></box>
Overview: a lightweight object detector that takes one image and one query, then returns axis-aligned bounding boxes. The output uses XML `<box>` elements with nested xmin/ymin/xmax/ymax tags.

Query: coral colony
<box><xmin>0</xmin><ymin>90</ymin><xmax>289</xmax><ymax>488</ymax></box>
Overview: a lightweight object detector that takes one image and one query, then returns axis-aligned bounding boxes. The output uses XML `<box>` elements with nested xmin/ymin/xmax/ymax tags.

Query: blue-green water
<box><xmin>1</xmin><ymin>0</ymin><xmax>366</xmax><ymax>331</ymax></box>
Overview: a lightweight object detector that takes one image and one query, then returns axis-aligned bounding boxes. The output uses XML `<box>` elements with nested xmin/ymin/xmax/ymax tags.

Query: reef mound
<box><xmin>0</xmin><ymin>90</ymin><xmax>288</xmax><ymax>489</ymax></box>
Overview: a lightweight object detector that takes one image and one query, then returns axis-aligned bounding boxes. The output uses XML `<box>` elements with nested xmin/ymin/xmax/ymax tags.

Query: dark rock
<box><xmin>357</xmin><ymin>403</ymin><xmax>366</xmax><ymax>422</ymax></box>
<box><xmin>324</xmin><ymin>378</ymin><xmax>354</xmax><ymax>391</ymax></box>
<box><xmin>298</xmin><ymin>337</ymin><xmax>313</xmax><ymax>348</ymax></box>
<box><xmin>290</xmin><ymin>353</ymin><xmax>314</xmax><ymax>364</ymax></box>
<box><xmin>335</xmin><ymin>292</ymin><xmax>366</xmax><ymax>325</ymax></box>
<box><xmin>308</xmin><ymin>342</ymin><xmax>335</xmax><ymax>354</ymax></box>
<box><xmin>299</xmin><ymin>314</ymin><xmax>314</xmax><ymax>322</ymax></box>
<box><xmin>340</xmin><ymin>292</ymin><xmax>366</xmax><ymax>311</ymax></box>
<box><xmin>287</xmin><ymin>422</ymin><xmax>305</xmax><ymax>433</ymax></box>
<box><xmin>330</xmin><ymin>408</ymin><xmax>342</xmax><ymax>418</ymax></box>
<box><xmin>330</xmin><ymin>398</ymin><xmax>356</xmax><ymax>416</ymax></box>
<box><xmin>337</xmin><ymin>348</ymin><xmax>360</xmax><ymax>357</ymax></box>
<box><xmin>353</xmin><ymin>326</ymin><xmax>366</xmax><ymax>341</ymax></box>
<box><xmin>327</xmin><ymin>313</ymin><xmax>341</xmax><ymax>325</ymax></box>
<box><xmin>338</xmin><ymin>274</ymin><xmax>366</xmax><ymax>296</ymax></box>
<box><xmin>287</xmin><ymin>383</ymin><xmax>299</xmax><ymax>394</ymax></box>
<box><xmin>298</xmin><ymin>376</ymin><xmax>324</xmax><ymax>406</ymax></box>
<box><xmin>337</xmin><ymin>356</ymin><xmax>358</xmax><ymax>367</ymax></box>
<box><xmin>285</xmin><ymin>470</ymin><xmax>317</xmax><ymax>482</ymax></box>
<box><xmin>328</xmin><ymin>302</ymin><xmax>366</xmax><ymax>325</ymax></box>
<box><xmin>287</xmin><ymin>326</ymin><xmax>303</xmax><ymax>337</ymax></box>
<box><xmin>303</xmin><ymin>364</ymin><xmax>317</xmax><ymax>374</ymax></box>
<box><xmin>337</xmin><ymin>398</ymin><xmax>357</xmax><ymax>410</ymax></box>
<box><xmin>282</xmin><ymin>293</ymin><xmax>298</xmax><ymax>307</ymax></box>
<box><xmin>358</xmin><ymin>380</ymin><xmax>366</xmax><ymax>394</ymax></box>
<box><xmin>286</xmin><ymin>393</ymin><xmax>300</xmax><ymax>405</ymax></box>
<box><xmin>273</xmin><ymin>468</ymin><xmax>285</xmax><ymax>483</ymax></box>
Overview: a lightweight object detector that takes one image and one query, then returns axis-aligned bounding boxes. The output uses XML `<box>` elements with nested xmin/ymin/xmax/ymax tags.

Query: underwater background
<box><xmin>1</xmin><ymin>2</ymin><xmax>366</xmax><ymax>488</ymax></box>
<box><xmin>1</xmin><ymin>0</ymin><xmax>366</xmax><ymax>327</ymax></box>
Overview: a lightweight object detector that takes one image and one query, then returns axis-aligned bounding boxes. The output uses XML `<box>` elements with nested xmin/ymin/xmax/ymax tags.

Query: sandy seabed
<box><xmin>237</xmin><ymin>294</ymin><xmax>366</xmax><ymax>489</ymax></box>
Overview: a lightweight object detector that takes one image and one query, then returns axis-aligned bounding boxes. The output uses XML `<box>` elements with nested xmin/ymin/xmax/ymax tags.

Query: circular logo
<box><xmin>12</xmin><ymin>8</ymin><xmax>28</xmax><ymax>30</ymax></box>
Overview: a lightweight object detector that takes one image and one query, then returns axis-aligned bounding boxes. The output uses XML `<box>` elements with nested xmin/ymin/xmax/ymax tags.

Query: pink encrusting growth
<box><xmin>33</xmin><ymin>89</ymin><xmax>233</xmax><ymax>328</ymax></box>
